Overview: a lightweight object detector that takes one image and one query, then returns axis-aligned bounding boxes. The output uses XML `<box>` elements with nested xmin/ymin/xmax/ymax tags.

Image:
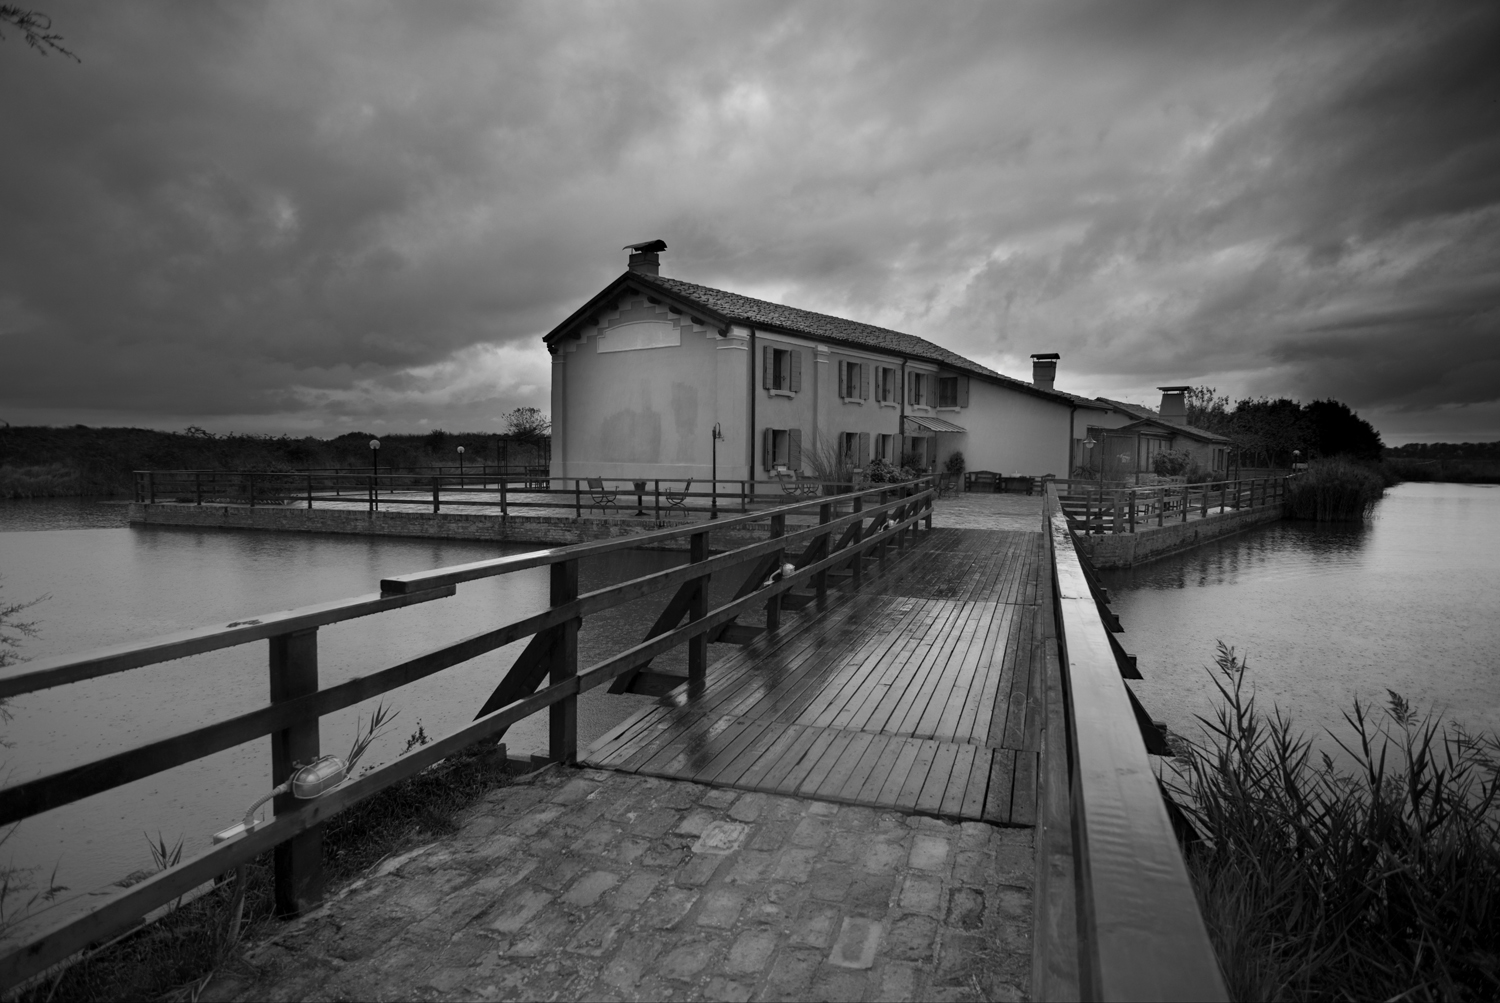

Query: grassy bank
<box><xmin>1384</xmin><ymin>457</ymin><xmax>1500</xmax><ymax>485</ymax></box>
<box><xmin>1283</xmin><ymin>457</ymin><xmax>1386</xmax><ymax>522</ymax></box>
<box><xmin>8</xmin><ymin>739</ymin><xmax>516</xmax><ymax>1002</ymax></box>
<box><xmin>1170</xmin><ymin>644</ymin><xmax>1500</xmax><ymax>1001</ymax></box>
<box><xmin>0</xmin><ymin>426</ymin><xmax>548</xmax><ymax>499</ymax></box>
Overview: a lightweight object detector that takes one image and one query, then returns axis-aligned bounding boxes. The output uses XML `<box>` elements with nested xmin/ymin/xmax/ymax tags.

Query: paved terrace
<box><xmin>208</xmin><ymin>494</ymin><xmax>1045</xmax><ymax>1002</ymax></box>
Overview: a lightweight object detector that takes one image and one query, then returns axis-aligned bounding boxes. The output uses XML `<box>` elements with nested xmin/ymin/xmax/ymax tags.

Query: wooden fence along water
<box><xmin>1052</xmin><ymin>475</ymin><xmax>1287</xmax><ymax>535</ymax></box>
<box><xmin>0</xmin><ymin>480</ymin><xmax>934</xmax><ymax>991</ymax></box>
<box><xmin>1037</xmin><ymin>482</ymin><xmax>1227</xmax><ymax>1000</ymax></box>
<box><xmin>133</xmin><ymin>468</ymin><xmax>912</xmax><ymax>522</ymax></box>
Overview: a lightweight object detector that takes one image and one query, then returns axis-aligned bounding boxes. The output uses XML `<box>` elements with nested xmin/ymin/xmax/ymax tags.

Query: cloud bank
<box><xmin>1</xmin><ymin>1</ymin><xmax>1496</xmax><ymax>442</ymax></box>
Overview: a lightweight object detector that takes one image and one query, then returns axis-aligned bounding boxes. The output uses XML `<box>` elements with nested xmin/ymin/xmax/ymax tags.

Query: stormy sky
<box><xmin>2</xmin><ymin>2</ymin><xmax>1497</xmax><ymax>443</ymax></box>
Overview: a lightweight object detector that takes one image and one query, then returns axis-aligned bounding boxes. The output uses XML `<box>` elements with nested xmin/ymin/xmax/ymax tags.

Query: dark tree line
<box><xmin>1185</xmin><ymin>389</ymin><xmax>1384</xmax><ymax>468</ymax></box>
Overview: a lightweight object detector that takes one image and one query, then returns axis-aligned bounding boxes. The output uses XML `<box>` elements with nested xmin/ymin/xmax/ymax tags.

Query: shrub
<box><xmin>1152</xmin><ymin>448</ymin><xmax>1191</xmax><ymax>477</ymax></box>
<box><xmin>944</xmin><ymin>451</ymin><xmax>966</xmax><ymax>475</ymax></box>
<box><xmin>1283</xmin><ymin>456</ymin><xmax>1385</xmax><ymax>522</ymax></box>
<box><xmin>1169</xmin><ymin>643</ymin><xmax>1500</xmax><ymax>1002</ymax></box>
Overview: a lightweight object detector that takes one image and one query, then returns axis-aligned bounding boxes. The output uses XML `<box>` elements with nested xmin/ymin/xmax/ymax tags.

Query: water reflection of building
<box><xmin>544</xmin><ymin>240</ymin><xmax>1152</xmax><ymax>484</ymax></box>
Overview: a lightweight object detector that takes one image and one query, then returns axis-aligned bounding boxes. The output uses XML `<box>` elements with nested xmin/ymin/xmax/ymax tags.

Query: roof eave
<box><xmin>542</xmin><ymin>272</ymin><xmax>735</xmax><ymax>346</ymax></box>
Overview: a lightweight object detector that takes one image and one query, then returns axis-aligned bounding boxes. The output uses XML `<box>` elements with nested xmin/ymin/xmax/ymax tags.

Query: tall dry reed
<box><xmin>1283</xmin><ymin>457</ymin><xmax>1385</xmax><ymax>522</ymax></box>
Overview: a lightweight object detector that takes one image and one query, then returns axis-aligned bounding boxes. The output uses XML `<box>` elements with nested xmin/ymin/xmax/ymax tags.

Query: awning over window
<box><xmin>903</xmin><ymin>414</ymin><xmax>967</xmax><ymax>433</ymax></box>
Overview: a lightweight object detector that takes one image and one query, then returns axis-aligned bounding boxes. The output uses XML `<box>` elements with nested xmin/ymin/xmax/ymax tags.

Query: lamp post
<box><xmin>369</xmin><ymin>438</ymin><xmax>381</xmax><ymax>512</ymax></box>
<box><xmin>711</xmin><ymin>422</ymin><xmax>724</xmax><ymax>520</ymax></box>
<box><xmin>1083</xmin><ymin>437</ymin><xmax>1096</xmax><ymax>484</ymax></box>
<box><xmin>457</xmin><ymin>445</ymin><xmax>465</xmax><ymax>488</ymax></box>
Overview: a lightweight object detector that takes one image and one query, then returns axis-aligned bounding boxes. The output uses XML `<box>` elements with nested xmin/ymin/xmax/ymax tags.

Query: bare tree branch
<box><xmin>0</xmin><ymin>5</ymin><xmax>80</xmax><ymax>61</ymax></box>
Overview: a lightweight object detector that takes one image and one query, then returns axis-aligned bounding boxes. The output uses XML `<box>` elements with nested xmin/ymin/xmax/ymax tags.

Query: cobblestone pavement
<box><xmin>930</xmin><ymin>493</ymin><xmax>1042</xmax><ymax>532</ymax></box>
<box><xmin>211</xmin><ymin>765</ymin><xmax>1032</xmax><ymax>1002</ymax></box>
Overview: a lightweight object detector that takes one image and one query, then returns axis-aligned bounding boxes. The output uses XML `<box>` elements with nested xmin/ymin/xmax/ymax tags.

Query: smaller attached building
<box><xmin>1083</xmin><ymin>387</ymin><xmax>1232</xmax><ymax>482</ymax></box>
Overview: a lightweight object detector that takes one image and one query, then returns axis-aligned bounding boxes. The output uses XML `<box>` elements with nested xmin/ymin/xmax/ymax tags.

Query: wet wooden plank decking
<box><xmin>583</xmin><ymin>527</ymin><xmax>1045</xmax><ymax>825</ymax></box>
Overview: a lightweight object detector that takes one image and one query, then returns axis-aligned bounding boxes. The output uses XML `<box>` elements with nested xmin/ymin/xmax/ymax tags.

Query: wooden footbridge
<box><xmin>0</xmin><ymin>478</ymin><xmax>1227</xmax><ymax>1000</ymax></box>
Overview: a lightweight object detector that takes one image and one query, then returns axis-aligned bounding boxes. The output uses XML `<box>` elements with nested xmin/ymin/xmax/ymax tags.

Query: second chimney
<box><xmin>1031</xmin><ymin>353</ymin><xmax>1060</xmax><ymax>391</ymax></box>
<box><xmin>623</xmin><ymin>239</ymin><xmax>667</xmax><ymax>276</ymax></box>
<box><xmin>1158</xmin><ymin>386</ymin><xmax>1191</xmax><ymax>425</ymax></box>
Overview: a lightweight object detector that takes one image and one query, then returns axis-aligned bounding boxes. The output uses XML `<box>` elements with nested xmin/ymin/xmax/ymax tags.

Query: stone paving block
<box><xmin>810</xmin><ymin>967</ymin><xmax>869</xmax><ymax>1002</ymax></box>
<box><xmin>844</xmin><ymin>873</ymin><xmax>897</xmax><ymax>918</ymax></box>
<box><xmin>507</xmin><ymin>804</ymin><xmax>564</xmax><ymax>836</ymax></box>
<box><xmin>550</xmin><ymin>778</ymin><xmax>602</xmax><ymax>805</ymax></box>
<box><xmin>806</xmin><ymin>800</ymin><xmax>839</xmax><ymax>817</ymax></box>
<box><xmin>749</xmin><ymin>819</ymin><xmax>794</xmax><ymax>851</ymax></box>
<box><xmin>790</xmin><ymin>815</ymin><xmax>832</xmax><ymax>847</ymax></box>
<box><xmin>676</xmin><ymin>852</ymin><xmax>724</xmax><ymax>887</ymax></box>
<box><xmin>626</xmin><ymin>808</ymin><xmax>682</xmax><ymax>838</ymax></box>
<box><xmin>728</xmin><ymin>792</ymin><xmax>766</xmax><ymax>821</ymax></box>
<box><xmin>771</xmin><ymin>846</ymin><xmax>818</xmax><ymax>883</ymax></box>
<box><xmin>642</xmin><ymin>886</ymin><xmax>700</xmax><ymax>929</ymax></box>
<box><xmin>674</xmin><ymin>808</ymin><xmax>716</xmax><ymax>835</ymax></box>
<box><xmin>832</xmin><ymin>804</ymin><xmax>877</xmax><ymax>831</ymax></box>
<box><xmin>723</xmin><ymin>849</ymin><xmax>776</xmax><ymax>885</ymax></box>
<box><xmin>693</xmin><ymin>819</ymin><xmax>751</xmax><ymax>854</ymax></box>
<box><xmin>763</xmin><ymin>947</ymin><xmax>823</xmax><ymax>999</ymax></box>
<box><xmin>900</xmin><ymin>874</ymin><xmax>944</xmax><ymax>915</ymax></box>
<box><xmin>887</xmin><ymin>914</ymin><xmax>939</xmax><ymax>963</ymax></box>
<box><xmin>562</xmin><ymin>869</ymin><xmax>620</xmax><ymax>907</ymax></box>
<box><xmin>725</xmin><ymin>928</ymin><xmax>778</xmax><ymax>975</ymax></box>
<box><xmin>501</xmin><ymin>911</ymin><xmax>575</xmax><ymax>958</ymax></box>
<box><xmin>909</xmin><ymin>833</ymin><xmax>951</xmax><ymax>871</ymax></box>
<box><xmin>566</xmin><ymin>912</ymin><xmax>624</xmax><ymax>956</ymax></box>
<box><xmin>994</xmin><ymin>884</ymin><xmax>1030</xmax><ymax>919</ymax></box>
<box><xmin>861</xmin><ymin>838</ymin><xmax>906</xmax><ymax>873</ymax></box>
<box><xmin>790</xmin><ymin>903</ymin><xmax>840</xmax><ymax>948</ymax></box>
<box><xmin>764</xmin><ymin>794</ymin><xmax>805</xmax><ymax>820</ymax></box>
<box><xmin>936</xmin><ymin>931</ymin><xmax>988</xmax><ymax>984</ymax></box>
<box><xmin>639</xmin><ymin>840</ymin><xmax>689</xmax><ymax>869</ymax></box>
<box><xmin>700</xmin><ymin>788</ymin><xmax>739</xmax><ymax>809</ymax></box>
<box><xmin>658</xmin><ymin>938</ymin><xmax>721</xmax><ymax>981</ymax></box>
<box><xmin>953</xmin><ymin>849</ymin><xmax>992</xmax><ymax>884</ymax></box>
<box><xmin>610</xmin><ymin>870</ymin><xmax>661</xmax><ymax>911</ymax></box>
<box><xmin>825</xmin><ymin>830</ymin><xmax>862</xmax><ymax>863</ymax></box>
<box><xmin>809</xmin><ymin>863</ymin><xmax>854</xmax><ymax>902</ymax></box>
<box><xmin>947</xmin><ymin>887</ymin><xmax>985</xmax><ymax>928</ymax></box>
<box><xmin>697</xmin><ymin>889</ymin><xmax>746</xmax><ymax>928</ymax></box>
<box><xmin>827</xmin><ymin>916</ymin><xmax>882</xmax><ymax>969</ymax></box>
<box><xmin>612</xmin><ymin>837</ymin><xmax>651</xmax><ymax>866</ymax></box>
<box><xmin>878</xmin><ymin>961</ymin><xmax>922</xmax><ymax>1003</ymax></box>
<box><xmin>487</xmin><ymin>886</ymin><xmax>554</xmax><ymax>933</ymax></box>
<box><xmin>958</xmin><ymin>821</ymin><xmax>993</xmax><ymax>851</ymax></box>
<box><xmin>704</xmin><ymin>975</ymin><xmax>754</xmax><ymax>1002</ymax></box>
<box><xmin>531</xmin><ymin>856</ymin><xmax>587</xmax><ymax>891</ymax></box>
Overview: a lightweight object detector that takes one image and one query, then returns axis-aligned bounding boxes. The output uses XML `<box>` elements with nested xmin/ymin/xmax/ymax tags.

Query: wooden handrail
<box><xmin>1044</xmin><ymin>485</ymin><xmax>1226</xmax><ymax>999</ymax></box>
<box><xmin>0</xmin><ymin>482</ymin><xmax>934</xmax><ymax>990</ymax></box>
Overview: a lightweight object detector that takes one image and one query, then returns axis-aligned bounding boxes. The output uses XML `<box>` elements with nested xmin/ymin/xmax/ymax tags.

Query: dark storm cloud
<box><xmin>0</xmin><ymin>1</ymin><xmax>1495</xmax><ymax>439</ymax></box>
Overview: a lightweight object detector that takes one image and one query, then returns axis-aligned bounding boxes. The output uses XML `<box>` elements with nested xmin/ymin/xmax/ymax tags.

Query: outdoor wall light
<box><xmin>212</xmin><ymin>755</ymin><xmax>350</xmax><ymax>844</ymax></box>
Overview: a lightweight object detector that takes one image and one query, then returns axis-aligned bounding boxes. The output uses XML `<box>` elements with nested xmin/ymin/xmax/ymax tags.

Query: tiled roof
<box><xmin>641</xmin><ymin>274</ymin><xmax>1078</xmax><ymax>402</ymax></box>
<box><xmin>1095</xmin><ymin>397</ymin><xmax>1160</xmax><ymax>421</ymax></box>
<box><xmin>1093</xmin><ymin>398</ymin><xmax>1233</xmax><ymax>443</ymax></box>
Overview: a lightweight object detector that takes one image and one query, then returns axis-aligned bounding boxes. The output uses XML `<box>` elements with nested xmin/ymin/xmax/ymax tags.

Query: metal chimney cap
<box><xmin>1157</xmin><ymin>385</ymin><xmax>1192</xmax><ymax>392</ymax></box>
<box><xmin>623</xmin><ymin>239</ymin><xmax>667</xmax><ymax>253</ymax></box>
<box><xmin>1030</xmin><ymin>352</ymin><xmax>1061</xmax><ymax>360</ymax></box>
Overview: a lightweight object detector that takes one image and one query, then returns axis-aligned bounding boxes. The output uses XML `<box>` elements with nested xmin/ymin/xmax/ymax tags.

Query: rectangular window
<box><xmin>774</xmin><ymin>349</ymin><xmax>790</xmax><ymax>390</ymax></box>
<box><xmin>839</xmin><ymin>431</ymin><xmax>858</xmax><ymax>463</ymax></box>
<box><xmin>843</xmin><ymin>362</ymin><xmax>860</xmax><ymax>399</ymax></box>
<box><xmin>1142</xmin><ymin>437</ymin><xmax>1168</xmax><ymax>471</ymax></box>
<box><xmin>763</xmin><ymin>346</ymin><xmax>802</xmax><ymax>392</ymax></box>
<box><xmin>883</xmin><ymin>368</ymin><xmax>896</xmax><ymax>402</ymax></box>
<box><xmin>876</xmin><ymin>433</ymin><xmax>895</xmax><ymax>462</ymax></box>
<box><xmin>909</xmin><ymin>372</ymin><xmax>926</xmax><ymax>406</ymax></box>
<box><xmin>937</xmin><ymin>376</ymin><xmax>958</xmax><ymax>408</ymax></box>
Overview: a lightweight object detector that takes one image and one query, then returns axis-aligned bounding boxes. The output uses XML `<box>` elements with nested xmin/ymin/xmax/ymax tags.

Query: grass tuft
<box><xmin>1169</xmin><ymin>642</ymin><xmax>1500</xmax><ymax>1001</ymax></box>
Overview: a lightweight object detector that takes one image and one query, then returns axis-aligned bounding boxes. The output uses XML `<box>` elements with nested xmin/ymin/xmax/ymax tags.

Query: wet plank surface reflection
<box><xmin>583</xmin><ymin>528</ymin><xmax>1045</xmax><ymax>825</ymax></box>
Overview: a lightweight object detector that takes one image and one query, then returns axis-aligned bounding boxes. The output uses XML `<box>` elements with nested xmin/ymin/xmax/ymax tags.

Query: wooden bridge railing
<box><xmin>0</xmin><ymin>479</ymin><xmax>935</xmax><ymax>991</ymax></box>
<box><xmin>1037</xmin><ymin>483</ymin><xmax>1227</xmax><ymax>1000</ymax></box>
<box><xmin>1055</xmin><ymin>474</ymin><xmax>1287</xmax><ymax>535</ymax></box>
<box><xmin>132</xmin><ymin>469</ymin><xmax>919</xmax><ymax>521</ymax></box>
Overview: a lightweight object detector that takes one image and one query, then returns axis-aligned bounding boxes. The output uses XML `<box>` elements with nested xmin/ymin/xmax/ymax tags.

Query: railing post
<box><xmin>740</xmin><ymin>480</ymin><xmax>747</xmax><ymax>513</ymax></box>
<box><xmin>816</xmin><ymin>501</ymin><xmax>832</xmax><ymax>605</ymax></box>
<box><xmin>248</xmin><ymin>472</ymin><xmax>256</xmax><ymax>509</ymax></box>
<box><xmin>688</xmin><ymin>530</ymin><xmax>708</xmax><ymax>695</ymax></box>
<box><xmin>432</xmin><ymin>476</ymin><xmax>440</xmax><ymax>514</ymax></box>
<box><xmin>851</xmin><ymin>494</ymin><xmax>864</xmax><ymax>589</ymax></box>
<box><xmin>575</xmin><ymin>479</ymin><xmax>582</xmax><ymax>520</ymax></box>
<box><xmin>924</xmin><ymin>477</ymin><xmax>933</xmax><ymax>531</ymax></box>
<box><xmin>550</xmin><ymin>559</ymin><xmax>579</xmax><ymax>764</ymax></box>
<box><xmin>1112</xmin><ymin>491</ymin><xmax>1123</xmax><ymax>533</ymax></box>
<box><xmin>268</xmin><ymin>627</ymin><xmax>323</xmax><ymax>916</ymax></box>
<box><xmin>147</xmin><ymin>471</ymin><xmax>155</xmax><ymax>505</ymax></box>
<box><xmin>766</xmin><ymin>513</ymin><xmax>785</xmax><ymax>633</ymax></box>
<box><xmin>500</xmin><ymin>474</ymin><xmax>508</xmax><ymax>520</ymax></box>
<box><xmin>654</xmin><ymin>480</ymin><xmax>660</xmax><ymax>521</ymax></box>
<box><xmin>194</xmin><ymin>471</ymin><xmax>202</xmax><ymax>507</ymax></box>
<box><xmin>878</xmin><ymin>489</ymin><xmax>890</xmax><ymax>569</ymax></box>
<box><xmin>1128</xmin><ymin>488</ymin><xmax>1136</xmax><ymax>533</ymax></box>
<box><xmin>1200</xmin><ymin>485</ymin><xmax>1208</xmax><ymax>518</ymax></box>
<box><xmin>1156</xmin><ymin>487</ymin><xmax>1164</xmax><ymax>527</ymax></box>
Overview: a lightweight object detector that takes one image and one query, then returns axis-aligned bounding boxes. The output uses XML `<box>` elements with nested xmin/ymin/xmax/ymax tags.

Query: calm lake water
<box><xmin>0</xmin><ymin>503</ymin><xmax>753</xmax><ymax>902</ymax></box>
<box><xmin>1099</xmin><ymin>482</ymin><xmax>1500</xmax><ymax>749</ymax></box>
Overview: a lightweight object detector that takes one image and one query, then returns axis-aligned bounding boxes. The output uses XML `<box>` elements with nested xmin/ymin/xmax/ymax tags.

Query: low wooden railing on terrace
<box><xmin>1035</xmin><ymin>482</ymin><xmax>1227</xmax><ymax>999</ymax></box>
<box><xmin>0</xmin><ymin>479</ymin><xmax>934</xmax><ymax>991</ymax></box>
<box><xmin>1053</xmin><ymin>474</ymin><xmax>1288</xmax><ymax>535</ymax></box>
<box><xmin>132</xmin><ymin>469</ymin><xmax>913</xmax><ymax>521</ymax></box>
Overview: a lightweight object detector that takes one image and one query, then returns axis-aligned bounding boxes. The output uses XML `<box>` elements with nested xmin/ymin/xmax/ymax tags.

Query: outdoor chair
<box><xmin>664</xmin><ymin>478</ymin><xmax>693</xmax><ymax>508</ymax></box>
<box><xmin>586</xmin><ymin>477</ymin><xmax>618</xmax><ymax>513</ymax></box>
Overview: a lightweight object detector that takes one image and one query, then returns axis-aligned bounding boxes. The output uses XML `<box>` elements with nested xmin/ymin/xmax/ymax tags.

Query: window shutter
<box><xmin>838</xmin><ymin>360</ymin><xmax>847</xmax><ymax>399</ymax></box>
<box><xmin>788</xmin><ymin>428</ymin><xmax>802</xmax><ymax>470</ymax></box>
<box><xmin>958</xmin><ymin>376</ymin><xmax>969</xmax><ymax>407</ymax></box>
<box><xmin>790</xmin><ymin>350</ymin><xmax>803</xmax><ymax>392</ymax></box>
<box><xmin>859</xmin><ymin>431</ymin><xmax>870</xmax><ymax>468</ymax></box>
<box><xmin>762</xmin><ymin>346</ymin><xmax>774</xmax><ymax>389</ymax></box>
<box><xmin>763</xmin><ymin>427</ymin><xmax>774</xmax><ymax>470</ymax></box>
<box><xmin>860</xmin><ymin>363</ymin><xmax>869</xmax><ymax>400</ymax></box>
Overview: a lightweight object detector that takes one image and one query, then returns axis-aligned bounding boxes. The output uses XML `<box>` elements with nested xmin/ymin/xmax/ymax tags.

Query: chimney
<box><xmin>1158</xmin><ymin>386</ymin><xmax>1191</xmax><ymax>425</ymax></box>
<box><xmin>623</xmin><ymin>239</ymin><xmax>667</xmax><ymax>276</ymax></box>
<box><xmin>1030</xmin><ymin>353</ymin><xmax>1059</xmax><ymax>391</ymax></box>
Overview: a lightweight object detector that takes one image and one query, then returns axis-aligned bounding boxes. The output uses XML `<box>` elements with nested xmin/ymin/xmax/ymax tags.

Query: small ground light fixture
<box><xmin>212</xmin><ymin>755</ymin><xmax>350</xmax><ymax>844</ymax></box>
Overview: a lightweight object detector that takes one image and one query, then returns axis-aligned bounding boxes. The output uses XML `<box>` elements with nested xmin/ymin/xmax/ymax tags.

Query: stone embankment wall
<box><xmin>127</xmin><ymin>503</ymin><xmax>786</xmax><ymax>552</ymax></box>
<box><xmin>1074</xmin><ymin>503</ymin><xmax>1283</xmax><ymax>568</ymax></box>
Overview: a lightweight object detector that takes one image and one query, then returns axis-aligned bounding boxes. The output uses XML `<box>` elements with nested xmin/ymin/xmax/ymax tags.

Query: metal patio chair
<box><xmin>586</xmin><ymin>476</ymin><xmax>619</xmax><ymax>513</ymax></box>
<box><xmin>664</xmin><ymin>478</ymin><xmax>693</xmax><ymax>508</ymax></box>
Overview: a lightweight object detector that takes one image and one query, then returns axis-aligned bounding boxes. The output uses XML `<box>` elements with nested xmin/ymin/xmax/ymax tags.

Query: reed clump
<box><xmin>1170</xmin><ymin>643</ymin><xmax>1500</xmax><ymax>1002</ymax></box>
<box><xmin>1283</xmin><ymin>456</ymin><xmax>1386</xmax><ymax>522</ymax></box>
